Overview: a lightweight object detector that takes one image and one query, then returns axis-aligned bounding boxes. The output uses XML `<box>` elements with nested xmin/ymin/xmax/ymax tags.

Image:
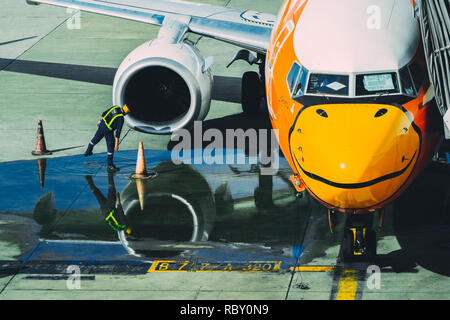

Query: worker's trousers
<box><xmin>86</xmin><ymin>122</ymin><xmax>115</xmax><ymax>166</ymax></box>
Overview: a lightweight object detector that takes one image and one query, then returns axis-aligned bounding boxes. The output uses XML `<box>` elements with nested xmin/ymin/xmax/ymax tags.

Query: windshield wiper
<box><xmin>372</xmin><ymin>91</ymin><xmax>392</xmax><ymax>102</ymax></box>
<box><xmin>316</xmin><ymin>92</ymin><xmax>331</xmax><ymax>103</ymax></box>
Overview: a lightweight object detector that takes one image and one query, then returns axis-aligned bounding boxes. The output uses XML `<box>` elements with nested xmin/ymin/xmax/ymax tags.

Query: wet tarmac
<box><xmin>0</xmin><ymin>150</ymin><xmax>307</xmax><ymax>273</ymax></box>
<box><xmin>0</xmin><ymin>149</ymin><xmax>449</xmax><ymax>299</ymax></box>
<box><xmin>3</xmin><ymin>0</ymin><xmax>449</xmax><ymax>301</ymax></box>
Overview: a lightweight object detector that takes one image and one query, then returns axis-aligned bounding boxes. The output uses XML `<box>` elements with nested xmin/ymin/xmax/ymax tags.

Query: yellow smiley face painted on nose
<box><xmin>289</xmin><ymin>103</ymin><xmax>421</xmax><ymax>210</ymax></box>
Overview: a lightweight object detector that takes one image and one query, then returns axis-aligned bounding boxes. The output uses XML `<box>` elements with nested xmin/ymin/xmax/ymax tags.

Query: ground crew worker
<box><xmin>84</xmin><ymin>105</ymin><xmax>130</xmax><ymax>173</ymax></box>
<box><xmin>85</xmin><ymin>174</ymin><xmax>128</xmax><ymax>233</ymax></box>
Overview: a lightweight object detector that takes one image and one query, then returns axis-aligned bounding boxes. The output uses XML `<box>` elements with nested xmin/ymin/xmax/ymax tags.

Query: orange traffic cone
<box><xmin>131</xmin><ymin>141</ymin><xmax>154</xmax><ymax>211</ymax></box>
<box><xmin>135</xmin><ymin>178</ymin><xmax>145</xmax><ymax>211</ymax></box>
<box><xmin>36</xmin><ymin>158</ymin><xmax>47</xmax><ymax>188</ymax></box>
<box><xmin>32</xmin><ymin>120</ymin><xmax>52</xmax><ymax>156</ymax></box>
<box><xmin>131</xmin><ymin>141</ymin><xmax>152</xmax><ymax>179</ymax></box>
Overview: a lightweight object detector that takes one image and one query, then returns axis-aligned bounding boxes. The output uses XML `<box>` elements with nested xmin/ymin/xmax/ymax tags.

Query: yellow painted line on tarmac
<box><xmin>148</xmin><ymin>261</ymin><xmax>190</xmax><ymax>272</ymax></box>
<box><xmin>336</xmin><ymin>270</ymin><xmax>359</xmax><ymax>300</ymax></box>
<box><xmin>148</xmin><ymin>261</ymin><xmax>337</xmax><ymax>273</ymax></box>
<box><xmin>289</xmin><ymin>266</ymin><xmax>335</xmax><ymax>272</ymax></box>
<box><xmin>147</xmin><ymin>260</ymin><xmax>282</xmax><ymax>273</ymax></box>
<box><xmin>195</xmin><ymin>261</ymin><xmax>282</xmax><ymax>273</ymax></box>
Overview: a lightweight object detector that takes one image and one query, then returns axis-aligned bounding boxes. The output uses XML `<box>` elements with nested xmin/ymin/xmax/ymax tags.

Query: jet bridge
<box><xmin>418</xmin><ymin>0</ymin><xmax>450</xmax><ymax>139</ymax></box>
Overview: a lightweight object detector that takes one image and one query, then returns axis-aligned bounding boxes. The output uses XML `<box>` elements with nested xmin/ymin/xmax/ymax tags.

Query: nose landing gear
<box><xmin>341</xmin><ymin>213</ymin><xmax>377</xmax><ymax>262</ymax></box>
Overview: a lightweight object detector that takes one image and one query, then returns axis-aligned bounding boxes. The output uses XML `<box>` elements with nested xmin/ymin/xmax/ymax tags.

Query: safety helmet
<box><xmin>122</xmin><ymin>105</ymin><xmax>130</xmax><ymax>114</ymax></box>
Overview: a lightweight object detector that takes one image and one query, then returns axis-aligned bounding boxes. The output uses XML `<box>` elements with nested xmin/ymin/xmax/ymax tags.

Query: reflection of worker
<box><xmin>84</xmin><ymin>105</ymin><xmax>130</xmax><ymax>173</ymax></box>
<box><xmin>85</xmin><ymin>174</ymin><xmax>127</xmax><ymax>232</ymax></box>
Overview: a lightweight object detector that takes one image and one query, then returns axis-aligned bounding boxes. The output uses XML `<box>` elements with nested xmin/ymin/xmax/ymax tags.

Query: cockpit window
<box><xmin>400</xmin><ymin>66</ymin><xmax>416</xmax><ymax>96</ymax></box>
<box><xmin>287</xmin><ymin>62</ymin><xmax>309</xmax><ymax>97</ymax></box>
<box><xmin>287</xmin><ymin>62</ymin><xmax>301</xmax><ymax>94</ymax></box>
<box><xmin>408</xmin><ymin>61</ymin><xmax>424</xmax><ymax>93</ymax></box>
<box><xmin>307</xmin><ymin>73</ymin><xmax>349</xmax><ymax>96</ymax></box>
<box><xmin>355</xmin><ymin>72</ymin><xmax>399</xmax><ymax>96</ymax></box>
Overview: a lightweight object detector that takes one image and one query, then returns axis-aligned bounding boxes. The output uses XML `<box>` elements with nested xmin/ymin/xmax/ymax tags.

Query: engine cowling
<box><xmin>113</xmin><ymin>40</ymin><xmax>213</xmax><ymax>134</ymax></box>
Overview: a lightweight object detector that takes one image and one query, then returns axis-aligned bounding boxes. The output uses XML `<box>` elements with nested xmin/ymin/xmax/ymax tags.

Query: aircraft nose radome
<box><xmin>290</xmin><ymin>104</ymin><xmax>421</xmax><ymax>209</ymax></box>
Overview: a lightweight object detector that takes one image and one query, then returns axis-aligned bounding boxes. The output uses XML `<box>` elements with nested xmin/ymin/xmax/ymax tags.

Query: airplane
<box><xmin>26</xmin><ymin>0</ymin><xmax>448</xmax><ymax>261</ymax></box>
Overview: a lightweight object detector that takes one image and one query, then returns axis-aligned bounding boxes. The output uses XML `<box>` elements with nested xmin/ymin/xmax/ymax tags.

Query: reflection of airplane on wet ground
<box><xmin>0</xmin><ymin>151</ymin><xmax>448</xmax><ymax>278</ymax></box>
<box><xmin>26</xmin><ymin>0</ymin><xmax>450</xmax><ymax>261</ymax></box>
<box><xmin>0</xmin><ymin>151</ymin><xmax>312</xmax><ymax>267</ymax></box>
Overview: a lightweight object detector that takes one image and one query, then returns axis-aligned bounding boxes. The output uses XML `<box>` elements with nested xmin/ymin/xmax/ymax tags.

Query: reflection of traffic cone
<box><xmin>131</xmin><ymin>141</ymin><xmax>154</xmax><ymax>211</ymax></box>
<box><xmin>131</xmin><ymin>141</ymin><xmax>152</xmax><ymax>179</ymax></box>
<box><xmin>135</xmin><ymin>178</ymin><xmax>145</xmax><ymax>211</ymax></box>
<box><xmin>32</xmin><ymin>120</ymin><xmax>52</xmax><ymax>156</ymax></box>
<box><xmin>36</xmin><ymin>158</ymin><xmax>47</xmax><ymax>188</ymax></box>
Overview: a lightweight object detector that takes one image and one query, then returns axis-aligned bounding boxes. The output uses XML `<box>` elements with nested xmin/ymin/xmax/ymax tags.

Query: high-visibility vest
<box><xmin>102</xmin><ymin>106</ymin><xmax>124</xmax><ymax>131</ymax></box>
<box><xmin>105</xmin><ymin>209</ymin><xmax>126</xmax><ymax>231</ymax></box>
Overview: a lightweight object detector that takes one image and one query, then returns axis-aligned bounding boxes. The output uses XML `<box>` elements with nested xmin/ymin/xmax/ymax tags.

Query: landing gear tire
<box><xmin>241</xmin><ymin>71</ymin><xmax>262</xmax><ymax>116</ymax></box>
<box><xmin>342</xmin><ymin>228</ymin><xmax>377</xmax><ymax>263</ymax></box>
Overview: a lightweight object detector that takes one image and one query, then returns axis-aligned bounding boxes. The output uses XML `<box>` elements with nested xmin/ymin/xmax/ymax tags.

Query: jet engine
<box><xmin>113</xmin><ymin>40</ymin><xmax>213</xmax><ymax>134</ymax></box>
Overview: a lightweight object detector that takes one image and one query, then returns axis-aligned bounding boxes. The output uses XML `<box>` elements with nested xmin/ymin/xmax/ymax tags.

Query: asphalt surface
<box><xmin>0</xmin><ymin>0</ymin><xmax>449</xmax><ymax>300</ymax></box>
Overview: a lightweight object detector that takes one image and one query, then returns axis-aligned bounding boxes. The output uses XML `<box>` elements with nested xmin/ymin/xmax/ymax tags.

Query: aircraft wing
<box><xmin>26</xmin><ymin>0</ymin><xmax>276</xmax><ymax>53</ymax></box>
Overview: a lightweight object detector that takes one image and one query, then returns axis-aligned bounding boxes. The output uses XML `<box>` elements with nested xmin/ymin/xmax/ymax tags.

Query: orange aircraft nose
<box><xmin>289</xmin><ymin>103</ymin><xmax>421</xmax><ymax>211</ymax></box>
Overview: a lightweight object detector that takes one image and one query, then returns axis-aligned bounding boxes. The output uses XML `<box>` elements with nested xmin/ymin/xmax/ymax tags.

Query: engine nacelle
<box><xmin>113</xmin><ymin>40</ymin><xmax>213</xmax><ymax>134</ymax></box>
